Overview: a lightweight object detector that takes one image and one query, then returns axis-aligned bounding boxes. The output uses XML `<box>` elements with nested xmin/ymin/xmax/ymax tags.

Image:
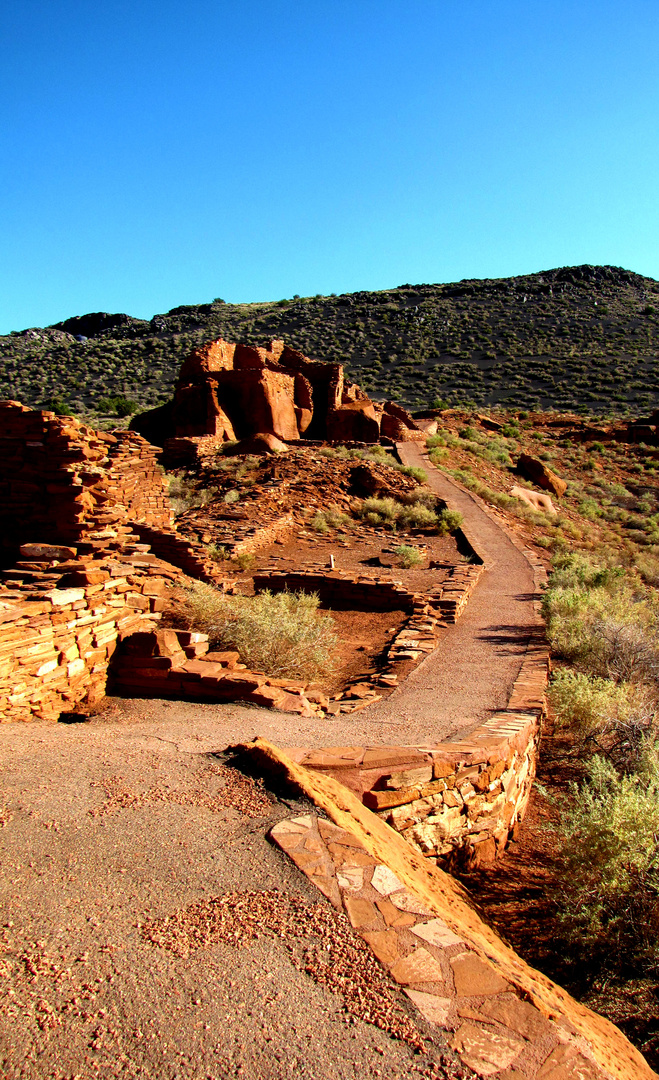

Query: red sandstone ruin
<box><xmin>131</xmin><ymin>337</ymin><xmax>426</xmax><ymax>449</ymax></box>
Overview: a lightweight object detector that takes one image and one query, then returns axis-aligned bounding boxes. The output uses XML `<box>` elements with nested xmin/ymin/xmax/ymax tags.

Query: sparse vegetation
<box><xmin>393</xmin><ymin>545</ymin><xmax>425</xmax><ymax>568</ymax></box>
<box><xmin>4</xmin><ymin>264</ymin><xmax>659</xmax><ymax>418</ymax></box>
<box><xmin>184</xmin><ymin>584</ymin><xmax>337</xmax><ymax>680</ymax></box>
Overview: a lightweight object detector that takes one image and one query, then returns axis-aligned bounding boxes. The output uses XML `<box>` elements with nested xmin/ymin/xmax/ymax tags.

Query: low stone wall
<box><xmin>109</xmin><ymin>628</ymin><xmax>321</xmax><ymax>716</ymax></box>
<box><xmin>259</xmin><ymin>742</ymin><xmax>652</xmax><ymax>1080</ymax></box>
<box><xmin>286</xmin><ymin>650</ymin><xmax>545</xmax><ymax>866</ymax></box>
<box><xmin>132</xmin><ymin>524</ymin><xmax>234</xmax><ymax>586</ymax></box>
<box><xmin>0</xmin><ymin>545</ymin><xmax>180</xmax><ymax>722</ymax></box>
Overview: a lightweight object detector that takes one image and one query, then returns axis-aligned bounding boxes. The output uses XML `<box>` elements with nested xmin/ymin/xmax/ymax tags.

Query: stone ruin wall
<box><xmin>0</xmin><ymin>402</ymin><xmax>184</xmax><ymax>722</ymax></box>
<box><xmin>132</xmin><ymin>336</ymin><xmax>428</xmax><ymax>451</ymax></box>
<box><xmin>0</xmin><ymin>401</ymin><xmax>172</xmax><ymax>566</ymax></box>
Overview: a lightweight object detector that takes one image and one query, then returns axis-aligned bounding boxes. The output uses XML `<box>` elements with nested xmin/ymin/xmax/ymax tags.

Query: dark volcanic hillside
<box><xmin>2</xmin><ymin>264</ymin><xmax>659</xmax><ymax>421</ymax></box>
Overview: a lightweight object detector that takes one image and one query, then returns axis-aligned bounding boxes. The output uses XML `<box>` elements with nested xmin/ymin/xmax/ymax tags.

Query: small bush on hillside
<box><xmin>184</xmin><ymin>584</ymin><xmax>337</xmax><ymax>679</ymax></box>
<box><xmin>438</xmin><ymin>509</ymin><xmax>464</xmax><ymax>535</ymax></box>
<box><xmin>393</xmin><ymin>545</ymin><xmax>425</xmax><ymax>568</ymax></box>
<box><xmin>637</xmin><ymin>552</ymin><xmax>659</xmax><ymax>587</ymax></box>
<box><xmin>543</xmin><ymin>556</ymin><xmax>659</xmax><ymax>685</ymax></box>
<box><xmin>398</xmin><ymin>464</ymin><xmax>428</xmax><ymax>483</ymax></box>
<box><xmin>428</xmin><ymin>447</ymin><xmax>449</xmax><ymax>464</ymax></box>
<box><xmin>97</xmin><ymin>394</ymin><xmax>139</xmax><ymax>417</ymax></box>
<box><xmin>311</xmin><ymin>506</ymin><xmax>352</xmax><ymax>533</ymax></box>
<box><xmin>205</xmin><ymin>543</ymin><xmax>230</xmax><ymax>562</ymax></box>
<box><xmin>553</xmin><ymin>747</ymin><xmax>659</xmax><ymax>971</ymax></box>
<box><xmin>548</xmin><ymin>669</ymin><xmax>655</xmax><ymax>765</ymax></box>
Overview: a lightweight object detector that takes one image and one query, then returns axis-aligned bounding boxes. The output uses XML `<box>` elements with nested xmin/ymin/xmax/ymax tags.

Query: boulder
<box><xmin>517</xmin><ymin>454</ymin><xmax>567</xmax><ymax>497</ymax></box>
<box><xmin>510</xmin><ymin>485</ymin><xmax>555</xmax><ymax>514</ymax></box>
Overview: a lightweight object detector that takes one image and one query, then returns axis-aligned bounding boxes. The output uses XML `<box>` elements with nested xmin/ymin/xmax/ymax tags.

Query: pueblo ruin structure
<box><xmin>131</xmin><ymin>337</ymin><xmax>426</xmax><ymax>449</ymax></box>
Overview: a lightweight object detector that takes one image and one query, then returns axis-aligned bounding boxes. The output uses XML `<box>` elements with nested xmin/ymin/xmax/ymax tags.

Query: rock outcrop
<box><xmin>517</xmin><ymin>454</ymin><xmax>568</xmax><ymax>497</ymax></box>
<box><xmin>131</xmin><ymin>337</ymin><xmax>424</xmax><ymax>449</ymax></box>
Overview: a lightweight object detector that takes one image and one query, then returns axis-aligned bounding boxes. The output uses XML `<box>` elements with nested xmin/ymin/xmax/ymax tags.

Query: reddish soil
<box><xmin>316</xmin><ymin>607</ymin><xmax>408</xmax><ymax>697</ymax></box>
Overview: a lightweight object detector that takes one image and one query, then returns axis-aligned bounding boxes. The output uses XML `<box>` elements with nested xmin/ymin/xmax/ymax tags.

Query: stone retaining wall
<box><xmin>286</xmin><ymin>648</ymin><xmax>545</xmax><ymax>867</ymax></box>
<box><xmin>0</xmin><ymin>544</ymin><xmax>181</xmax><ymax>722</ymax></box>
<box><xmin>257</xmin><ymin>742</ymin><xmax>652</xmax><ymax>1080</ymax></box>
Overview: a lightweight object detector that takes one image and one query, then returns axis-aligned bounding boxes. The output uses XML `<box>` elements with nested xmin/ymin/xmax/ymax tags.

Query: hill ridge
<box><xmin>2</xmin><ymin>262</ymin><xmax>659</xmax><ymax>420</ymax></box>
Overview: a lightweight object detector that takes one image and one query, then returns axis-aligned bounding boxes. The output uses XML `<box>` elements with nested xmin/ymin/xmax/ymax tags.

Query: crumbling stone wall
<box><xmin>0</xmin><ymin>401</ymin><xmax>171</xmax><ymax>566</ymax></box>
<box><xmin>0</xmin><ymin>542</ymin><xmax>178</xmax><ymax>722</ymax></box>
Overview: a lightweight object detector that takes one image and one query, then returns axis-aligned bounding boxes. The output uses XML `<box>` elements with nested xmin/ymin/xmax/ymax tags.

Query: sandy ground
<box><xmin>0</xmin><ymin>728</ymin><xmax>472</xmax><ymax>1080</ymax></box>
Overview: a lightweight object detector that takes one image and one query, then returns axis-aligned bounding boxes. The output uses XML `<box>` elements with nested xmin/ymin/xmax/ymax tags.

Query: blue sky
<box><xmin>1</xmin><ymin>1</ymin><xmax>658</xmax><ymax>333</ymax></box>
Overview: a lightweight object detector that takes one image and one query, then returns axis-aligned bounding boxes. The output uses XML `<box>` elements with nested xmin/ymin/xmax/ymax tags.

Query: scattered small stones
<box><xmin>141</xmin><ymin>889</ymin><xmax>428</xmax><ymax>1051</ymax></box>
<box><xmin>90</xmin><ymin>763</ymin><xmax>272</xmax><ymax>819</ymax></box>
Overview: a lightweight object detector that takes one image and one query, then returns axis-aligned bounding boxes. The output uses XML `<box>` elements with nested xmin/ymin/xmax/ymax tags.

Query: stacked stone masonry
<box><xmin>0</xmin><ymin>542</ymin><xmax>174</xmax><ymax>722</ymax></box>
<box><xmin>110</xmin><ymin>626</ymin><xmax>322</xmax><ymax>717</ymax></box>
<box><xmin>0</xmin><ymin>401</ymin><xmax>171</xmax><ymax>565</ymax></box>
<box><xmin>270</xmin><ymin>807</ymin><xmax>647</xmax><ymax>1080</ymax></box>
<box><xmin>132</xmin><ymin>336</ymin><xmax>428</xmax><ymax>447</ymax></box>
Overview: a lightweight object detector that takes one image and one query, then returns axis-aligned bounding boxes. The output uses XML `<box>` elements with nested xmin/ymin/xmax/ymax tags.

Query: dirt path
<box><xmin>0</xmin><ymin>444</ymin><xmax>543</xmax><ymax>1079</ymax></box>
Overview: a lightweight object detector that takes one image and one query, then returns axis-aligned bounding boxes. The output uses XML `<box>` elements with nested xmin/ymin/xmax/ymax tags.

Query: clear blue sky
<box><xmin>2</xmin><ymin>1</ymin><xmax>659</xmax><ymax>333</ymax></box>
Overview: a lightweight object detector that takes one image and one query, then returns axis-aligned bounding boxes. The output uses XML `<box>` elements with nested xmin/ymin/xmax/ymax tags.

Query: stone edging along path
<box><xmin>245</xmin><ymin>738</ymin><xmax>653</xmax><ymax>1080</ymax></box>
<box><xmin>281</xmin><ymin>445</ymin><xmax>550</xmax><ymax>867</ymax></box>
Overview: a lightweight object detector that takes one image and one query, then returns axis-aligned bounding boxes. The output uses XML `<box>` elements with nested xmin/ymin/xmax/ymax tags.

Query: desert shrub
<box><xmin>167</xmin><ymin>474</ymin><xmax>215</xmax><ymax>515</ymax></box>
<box><xmin>428</xmin><ymin>447</ymin><xmax>449</xmax><ymax>464</ymax></box>
<box><xmin>438</xmin><ymin>508</ymin><xmax>463</xmax><ymax>535</ymax></box>
<box><xmin>96</xmin><ymin>394</ymin><xmax>139</xmax><ymax>417</ymax></box>
<box><xmin>311</xmin><ymin>511</ymin><xmax>330</xmax><ymax>534</ymax></box>
<box><xmin>637</xmin><ymin>552</ymin><xmax>659</xmax><ymax>586</ymax></box>
<box><xmin>359</xmin><ymin>496</ymin><xmax>438</xmax><ymax>530</ymax></box>
<box><xmin>548</xmin><ymin>669</ymin><xmax>655</xmax><ymax>758</ymax></box>
<box><xmin>543</xmin><ymin>557</ymin><xmax>659</xmax><ymax>685</ymax></box>
<box><xmin>236</xmin><ymin>552</ymin><xmax>255</xmax><ymax>571</ymax></box>
<box><xmin>311</xmin><ymin>506</ymin><xmax>352</xmax><ymax>533</ymax></box>
<box><xmin>552</xmin><ymin>747</ymin><xmax>659</xmax><ymax>970</ymax></box>
<box><xmin>398</xmin><ymin>464</ymin><xmax>427</xmax><ymax>483</ymax></box>
<box><xmin>224</xmin><ymin>489</ymin><xmax>240</xmax><ymax>504</ymax></box>
<box><xmin>426</xmin><ymin>434</ymin><xmax>446</xmax><ymax>449</ymax></box>
<box><xmin>184</xmin><ymin>584</ymin><xmax>336</xmax><ymax>679</ymax></box>
<box><xmin>205</xmin><ymin>543</ymin><xmax>230</xmax><ymax>562</ymax></box>
<box><xmin>393</xmin><ymin>545</ymin><xmax>424</xmax><ymax>568</ymax></box>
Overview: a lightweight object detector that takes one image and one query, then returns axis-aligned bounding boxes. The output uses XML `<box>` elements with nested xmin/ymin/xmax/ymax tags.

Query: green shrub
<box><xmin>426</xmin><ymin>434</ymin><xmax>446</xmax><ymax>449</ymax></box>
<box><xmin>548</xmin><ymin>669</ymin><xmax>651</xmax><ymax>743</ymax></box>
<box><xmin>184</xmin><ymin>585</ymin><xmax>337</xmax><ymax>679</ymax></box>
<box><xmin>397</xmin><ymin>464</ymin><xmax>427</xmax><ymax>483</ymax></box>
<box><xmin>358</xmin><ymin>496</ymin><xmax>438</xmax><ymax>530</ymax></box>
<box><xmin>543</xmin><ymin>561</ymin><xmax>659</xmax><ymax>685</ymax></box>
<box><xmin>97</xmin><ymin>394</ymin><xmax>139</xmax><ymax>417</ymax></box>
<box><xmin>205</xmin><ymin>543</ymin><xmax>230</xmax><ymax>562</ymax></box>
<box><xmin>311</xmin><ymin>506</ymin><xmax>352</xmax><ymax>533</ymax></box>
<box><xmin>553</xmin><ymin>747</ymin><xmax>659</xmax><ymax>970</ymax></box>
<box><xmin>428</xmin><ymin>447</ymin><xmax>449</xmax><ymax>464</ymax></box>
<box><xmin>393</xmin><ymin>545</ymin><xmax>424</xmax><ymax>568</ymax></box>
<box><xmin>636</xmin><ymin>552</ymin><xmax>659</xmax><ymax>587</ymax></box>
<box><xmin>438</xmin><ymin>508</ymin><xmax>463</xmax><ymax>535</ymax></box>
